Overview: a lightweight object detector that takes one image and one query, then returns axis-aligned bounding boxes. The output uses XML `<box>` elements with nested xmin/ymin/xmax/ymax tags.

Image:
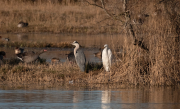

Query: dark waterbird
<box><xmin>66</xmin><ymin>52</ymin><xmax>75</xmax><ymax>63</ymax></box>
<box><xmin>0</xmin><ymin>36</ymin><xmax>10</xmax><ymax>42</ymax></box>
<box><xmin>15</xmin><ymin>47</ymin><xmax>24</xmax><ymax>54</ymax></box>
<box><xmin>94</xmin><ymin>48</ymin><xmax>102</xmax><ymax>58</ymax></box>
<box><xmin>15</xmin><ymin>48</ymin><xmax>47</xmax><ymax>63</ymax></box>
<box><xmin>17</xmin><ymin>21</ymin><xmax>28</xmax><ymax>28</ymax></box>
<box><xmin>51</xmin><ymin>57</ymin><xmax>60</xmax><ymax>64</ymax></box>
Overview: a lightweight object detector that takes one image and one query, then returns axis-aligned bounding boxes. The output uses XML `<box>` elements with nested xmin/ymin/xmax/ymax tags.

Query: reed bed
<box><xmin>109</xmin><ymin>0</ymin><xmax>180</xmax><ymax>86</ymax></box>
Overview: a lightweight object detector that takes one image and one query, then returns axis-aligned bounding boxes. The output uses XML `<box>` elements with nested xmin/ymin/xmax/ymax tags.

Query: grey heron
<box><xmin>71</xmin><ymin>41</ymin><xmax>86</xmax><ymax>72</ymax></box>
<box><xmin>102</xmin><ymin>44</ymin><xmax>112</xmax><ymax>72</ymax></box>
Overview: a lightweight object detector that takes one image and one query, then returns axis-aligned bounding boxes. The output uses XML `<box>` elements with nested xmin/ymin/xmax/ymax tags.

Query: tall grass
<box><xmin>0</xmin><ymin>0</ymin><xmax>119</xmax><ymax>33</ymax></box>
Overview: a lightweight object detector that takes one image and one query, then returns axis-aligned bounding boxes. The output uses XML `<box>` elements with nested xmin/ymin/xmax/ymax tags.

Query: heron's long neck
<box><xmin>74</xmin><ymin>44</ymin><xmax>79</xmax><ymax>56</ymax></box>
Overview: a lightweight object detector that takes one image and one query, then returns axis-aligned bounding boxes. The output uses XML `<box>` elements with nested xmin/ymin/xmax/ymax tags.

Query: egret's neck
<box><xmin>104</xmin><ymin>47</ymin><xmax>107</xmax><ymax>51</ymax></box>
<box><xmin>74</xmin><ymin>44</ymin><xmax>79</xmax><ymax>56</ymax></box>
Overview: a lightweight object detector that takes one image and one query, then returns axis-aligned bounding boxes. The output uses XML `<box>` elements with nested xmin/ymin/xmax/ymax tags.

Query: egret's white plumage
<box><xmin>102</xmin><ymin>44</ymin><xmax>112</xmax><ymax>72</ymax></box>
<box><xmin>72</xmin><ymin>41</ymin><xmax>86</xmax><ymax>72</ymax></box>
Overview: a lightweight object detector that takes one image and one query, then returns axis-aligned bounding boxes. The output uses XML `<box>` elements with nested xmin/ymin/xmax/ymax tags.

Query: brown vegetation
<box><xmin>0</xmin><ymin>61</ymin><xmax>104</xmax><ymax>85</ymax></box>
<box><xmin>0</xmin><ymin>0</ymin><xmax>115</xmax><ymax>34</ymax></box>
<box><xmin>0</xmin><ymin>0</ymin><xmax>180</xmax><ymax>86</ymax></box>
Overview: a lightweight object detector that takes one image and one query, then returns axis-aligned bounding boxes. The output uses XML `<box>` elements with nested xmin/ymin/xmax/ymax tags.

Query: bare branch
<box><xmin>123</xmin><ymin>0</ymin><xmax>149</xmax><ymax>51</ymax></box>
<box><xmin>83</xmin><ymin>0</ymin><xmax>124</xmax><ymax>23</ymax></box>
<box><xmin>100</xmin><ymin>0</ymin><xmax>111</xmax><ymax>18</ymax></box>
<box><xmin>83</xmin><ymin>0</ymin><xmax>103</xmax><ymax>9</ymax></box>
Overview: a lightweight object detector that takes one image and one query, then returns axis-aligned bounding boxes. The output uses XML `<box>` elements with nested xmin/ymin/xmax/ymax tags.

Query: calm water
<box><xmin>0</xmin><ymin>33</ymin><xmax>124</xmax><ymax>63</ymax></box>
<box><xmin>0</xmin><ymin>33</ymin><xmax>124</xmax><ymax>47</ymax></box>
<box><xmin>1</xmin><ymin>47</ymin><xmax>103</xmax><ymax>63</ymax></box>
<box><xmin>0</xmin><ymin>86</ymin><xmax>179</xmax><ymax>109</ymax></box>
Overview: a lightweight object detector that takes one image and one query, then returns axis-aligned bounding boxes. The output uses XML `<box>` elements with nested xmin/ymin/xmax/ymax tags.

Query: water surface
<box><xmin>0</xmin><ymin>33</ymin><xmax>123</xmax><ymax>63</ymax></box>
<box><xmin>0</xmin><ymin>86</ymin><xmax>179</xmax><ymax>109</ymax></box>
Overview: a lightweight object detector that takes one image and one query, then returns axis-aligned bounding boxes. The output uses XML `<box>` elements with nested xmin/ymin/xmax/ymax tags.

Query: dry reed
<box><xmin>0</xmin><ymin>0</ymin><xmax>119</xmax><ymax>34</ymax></box>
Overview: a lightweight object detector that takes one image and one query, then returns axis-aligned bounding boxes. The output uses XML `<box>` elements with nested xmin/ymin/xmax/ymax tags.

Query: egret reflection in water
<box><xmin>101</xmin><ymin>90</ymin><xmax>111</xmax><ymax>109</ymax></box>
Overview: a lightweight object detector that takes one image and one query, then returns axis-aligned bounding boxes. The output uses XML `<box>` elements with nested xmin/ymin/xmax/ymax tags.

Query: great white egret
<box><xmin>102</xmin><ymin>44</ymin><xmax>112</xmax><ymax>72</ymax></box>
